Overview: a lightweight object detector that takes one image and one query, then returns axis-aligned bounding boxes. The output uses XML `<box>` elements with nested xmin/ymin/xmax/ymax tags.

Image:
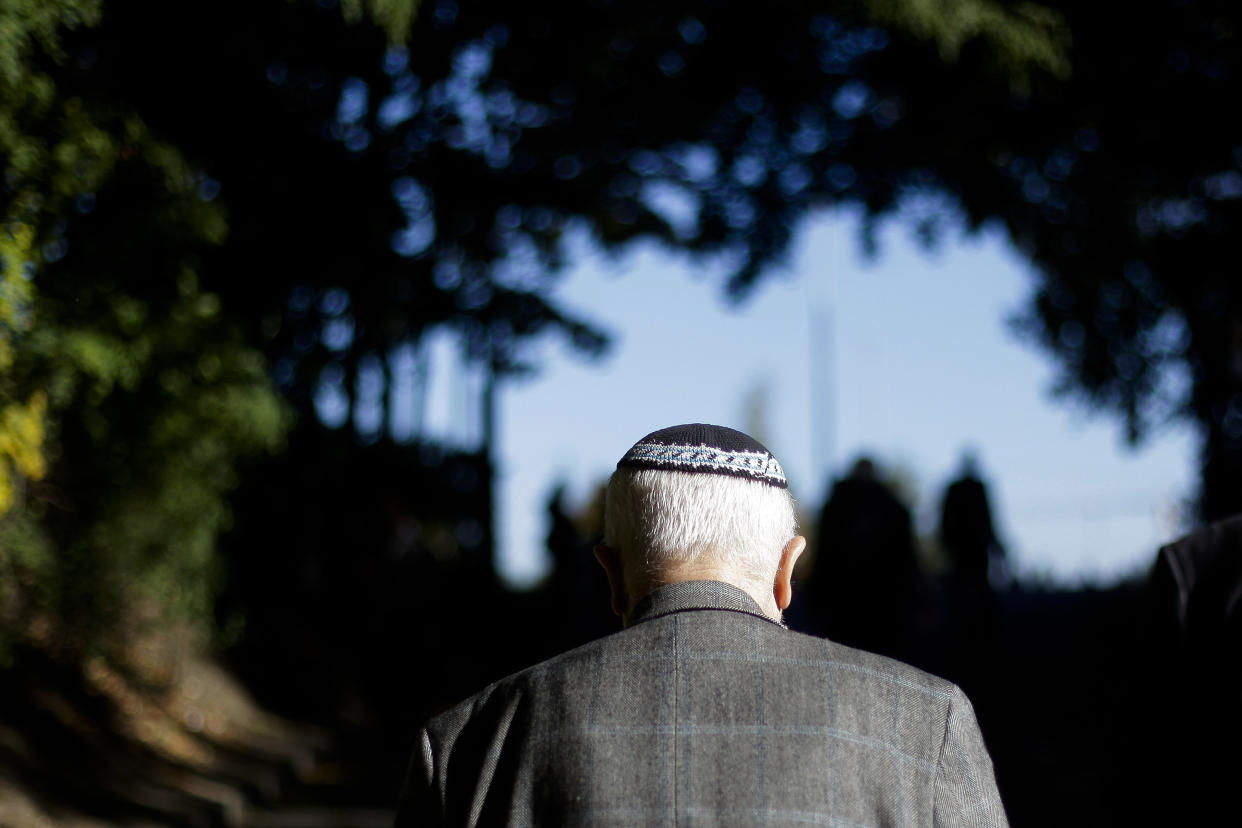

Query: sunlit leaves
<box><xmin>338</xmin><ymin>0</ymin><xmax>422</xmax><ymax>43</ymax></box>
<box><xmin>865</xmin><ymin>0</ymin><xmax>1070</xmax><ymax>82</ymax></box>
<box><xmin>0</xmin><ymin>221</ymin><xmax>36</xmax><ymax>370</ymax></box>
<box><xmin>0</xmin><ymin>0</ymin><xmax>294</xmax><ymax>656</ymax></box>
<box><xmin>0</xmin><ymin>391</ymin><xmax>47</xmax><ymax>514</ymax></box>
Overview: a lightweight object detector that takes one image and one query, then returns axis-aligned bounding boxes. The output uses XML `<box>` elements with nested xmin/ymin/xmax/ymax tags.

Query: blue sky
<box><xmin>427</xmin><ymin>210</ymin><xmax>1197</xmax><ymax>589</ymax></box>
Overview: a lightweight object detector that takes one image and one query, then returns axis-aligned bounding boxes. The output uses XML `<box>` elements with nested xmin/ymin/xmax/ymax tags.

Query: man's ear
<box><xmin>593</xmin><ymin>544</ymin><xmax>628</xmax><ymax>617</ymax></box>
<box><xmin>773</xmin><ymin>535</ymin><xmax>807</xmax><ymax>612</ymax></box>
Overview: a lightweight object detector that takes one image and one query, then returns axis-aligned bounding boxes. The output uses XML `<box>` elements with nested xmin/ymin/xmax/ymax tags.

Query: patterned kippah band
<box><xmin>617</xmin><ymin>423</ymin><xmax>788</xmax><ymax>488</ymax></box>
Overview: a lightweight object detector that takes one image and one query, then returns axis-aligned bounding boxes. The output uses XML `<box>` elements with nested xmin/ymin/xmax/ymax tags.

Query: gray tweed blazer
<box><xmin>398</xmin><ymin>581</ymin><xmax>1007</xmax><ymax>826</ymax></box>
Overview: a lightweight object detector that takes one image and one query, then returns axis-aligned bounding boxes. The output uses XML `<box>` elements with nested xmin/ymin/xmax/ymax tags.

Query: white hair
<box><xmin>604</xmin><ymin>467</ymin><xmax>798</xmax><ymax>588</ymax></box>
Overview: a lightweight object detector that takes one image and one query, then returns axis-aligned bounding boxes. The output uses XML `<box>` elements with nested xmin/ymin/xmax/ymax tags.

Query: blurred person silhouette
<box><xmin>807</xmin><ymin>456</ymin><xmax>919</xmax><ymax>659</ymax></box>
<box><xmin>938</xmin><ymin>452</ymin><xmax>1006</xmax><ymax>589</ymax></box>
<box><xmin>1147</xmin><ymin>514</ymin><xmax>1242</xmax><ymax>824</ymax></box>
<box><xmin>936</xmin><ymin>453</ymin><xmax>1006</xmax><ymax>695</ymax></box>
<box><xmin>396</xmin><ymin>424</ymin><xmax>1006</xmax><ymax>826</ymax></box>
<box><xmin>540</xmin><ymin>483</ymin><xmax>615</xmax><ymax>651</ymax></box>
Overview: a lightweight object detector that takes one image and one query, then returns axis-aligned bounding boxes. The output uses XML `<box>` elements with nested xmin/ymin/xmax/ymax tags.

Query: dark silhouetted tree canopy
<box><xmin>48</xmin><ymin>0</ymin><xmax>1066</xmax><ymax>407</ymax></box>
<box><xmin>991</xmin><ymin>2</ymin><xmax>1242</xmax><ymax>521</ymax></box>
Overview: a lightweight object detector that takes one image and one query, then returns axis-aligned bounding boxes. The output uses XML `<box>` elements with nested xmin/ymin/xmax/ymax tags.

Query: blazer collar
<box><xmin>626</xmin><ymin>580</ymin><xmax>780</xmax><ymax>628</ymax></box>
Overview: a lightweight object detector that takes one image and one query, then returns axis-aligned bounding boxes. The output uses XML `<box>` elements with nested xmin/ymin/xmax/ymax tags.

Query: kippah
<box><xmin>617</xmin><ymin>423</ymin><xmax>787</xmax><ymax>488</ymax></box>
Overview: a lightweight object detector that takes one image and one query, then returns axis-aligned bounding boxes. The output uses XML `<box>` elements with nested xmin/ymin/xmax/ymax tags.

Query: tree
<box><xmin>1</xmin><ymin>0</ymin><xmax>1079</xmax><ymax>767</ymax></box>
<box><xmin>0</xmin><ymin>0</ymin><xmax>288</xmax><ymax>656</ymax></box>
<box><xmin>50</xmin><ymin>0</ymin><xmax>1064</xmax><ymax>420</ymax></box>
<box><xmin>983</xmin><ymin>1</ymin><xmax>1242</xmax><ymax>520</ymax></box>
<box><xmin>373</xmin><ymin>0</ymin><xmax>1238</xmax><ymax>519</ymax></box>
<box><xmin>0</xmin><ymin>0</ymin><xmax>1088</xmax><ymax>658</ymax></box>
<box><xmin>12</xmin><ymin>0</ymin><xmax>1235</xmax><ymax>661</ymax></box>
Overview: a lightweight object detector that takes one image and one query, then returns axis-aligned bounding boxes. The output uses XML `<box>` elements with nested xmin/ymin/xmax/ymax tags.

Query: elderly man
<box><xmin>398</xmin><ymin>424</ymin><xmax>1007</xmax><ymax>826</ymax></box>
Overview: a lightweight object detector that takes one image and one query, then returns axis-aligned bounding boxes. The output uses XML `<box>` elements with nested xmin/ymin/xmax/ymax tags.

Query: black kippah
<box><xmin>617</xmin><ymin>423</ymin><xmax>787</xmax><ymax>488</ymax></box>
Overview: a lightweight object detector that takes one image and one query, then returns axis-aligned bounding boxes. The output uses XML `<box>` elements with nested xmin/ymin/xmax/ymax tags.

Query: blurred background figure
<box><xmin>936</xmin><ymin>452</ymin><xmax>1007</xmax><ymax>695</ymax></box>
<box><xmin>939</xmin><ymin>451</ymin><xmax>1007</xmax><ymax>589</ymax></box>
<box><xmin>804</xmin><ymin>457</ymin><xmax>919</xmax><ymax>660</ymax></box>
<box><xmin>1146</xmin><ymin>515</ymin><xmax>1242</xmax><ymax>824</ymax></box>
<box><xmin>537</xmin><ymin>484</ymin><xmax>615</xmax><ymax>653</ymax></box>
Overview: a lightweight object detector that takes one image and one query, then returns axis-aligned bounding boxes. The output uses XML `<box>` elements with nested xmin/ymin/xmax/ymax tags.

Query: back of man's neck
<box><xmin>628</xmin><ymin>569</ymin><xmax>778</xmax><ymax>623</ymax></box>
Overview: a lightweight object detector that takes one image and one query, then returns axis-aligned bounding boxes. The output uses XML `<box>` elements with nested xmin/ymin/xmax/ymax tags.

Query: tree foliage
<box><xmin>5</xmin><ymin>0</ymin><xmax>1239</xmax><ymax>665</ymax></box>
<box><xmin>989</xmin><ymin>1</ymin><xmax>1242</xmax><ymax>519</ymax></box>
<box><xmin>53</xmin><ymin>0</ymin><xmax>1068</xmax><ymax>414</ymax></box>
<box><xmin>0</xmin><ymin>0</ymin><xmax>287</xmax><ymax>656</ymax></box>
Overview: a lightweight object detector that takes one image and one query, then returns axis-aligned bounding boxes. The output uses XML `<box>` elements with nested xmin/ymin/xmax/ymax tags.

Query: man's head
<box><xmin>595</xmin><ymin>424</ymin><xmax>806</xmax><ymax>623</ymax></box>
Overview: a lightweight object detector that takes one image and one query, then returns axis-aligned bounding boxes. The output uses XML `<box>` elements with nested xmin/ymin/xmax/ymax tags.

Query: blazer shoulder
<box><xmin>777</xmin><ymin>626</ymin><xmax>960</xmax><ymax>701</ymax></box>
<box><xmin>425</xmin><ymin>626</ymin><xmax>634</xmax><ymax>731</ymax></box>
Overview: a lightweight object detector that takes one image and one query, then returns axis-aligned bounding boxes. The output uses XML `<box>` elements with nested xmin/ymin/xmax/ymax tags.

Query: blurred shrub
<box><xmin>0</xmin><ymin>2</ymin><xmax>288</xmax><ymax>661</ymax></box>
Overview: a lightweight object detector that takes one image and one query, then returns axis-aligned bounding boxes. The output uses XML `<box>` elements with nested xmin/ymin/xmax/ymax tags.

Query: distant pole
<box><xmin>810</xmin><ymin>223</ymin><xmax>843</xmax><ymax>500</ymax></box>
<box><xmin>410</xmin><ymin>340</ymin><xmax>429</xmax><ymax>441</ymax></box>
<box><xmin>482</xmin><ymin>351</ymin><xmax>498</xmax><ymax>582</ymax></box>
<box><xmin>482</xmin><ymin>359</ymin><xmax>495</xmax><ymax>465</ymax></box>
<box><xmin>810</xmin><ymin>300</ymin><xmax>836</xmax><ymax>497</ymax></box>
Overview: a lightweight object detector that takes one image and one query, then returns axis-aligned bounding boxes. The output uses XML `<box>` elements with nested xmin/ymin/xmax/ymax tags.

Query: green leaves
<box><xmin>866</xmin><ymin>0</ymin><xmax>1071</xmax><ymax>81</ymax></box>
<box><xmin>0</xmin><ymin>0</ymin><xmax>290</xmax><ymax>657</ymax></box>
<box><xmin>339</xmin><ymin>0</ymin><xmax>422</xmax><ymax>42</ymax></box>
